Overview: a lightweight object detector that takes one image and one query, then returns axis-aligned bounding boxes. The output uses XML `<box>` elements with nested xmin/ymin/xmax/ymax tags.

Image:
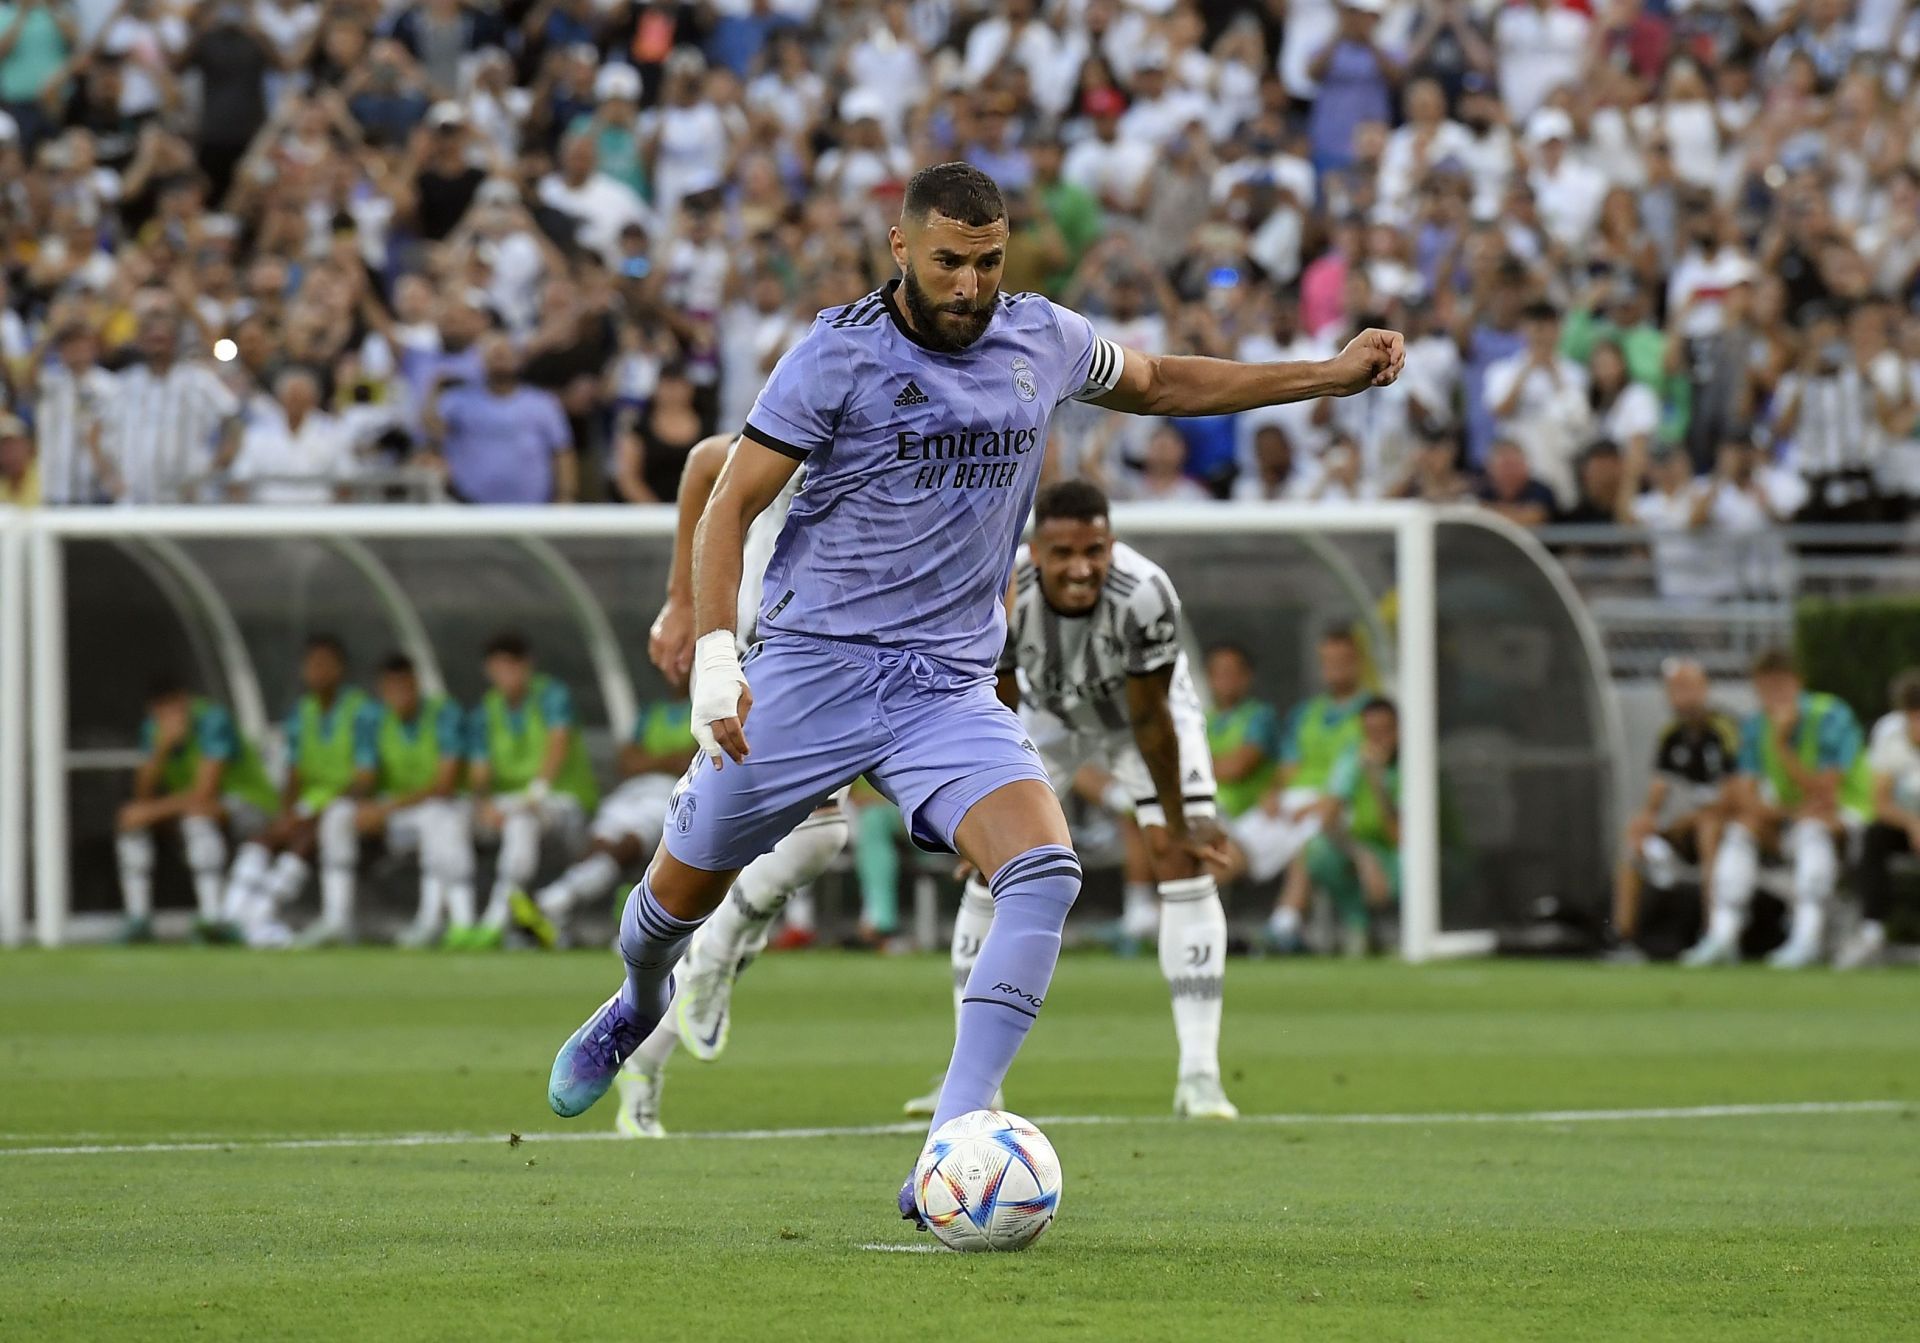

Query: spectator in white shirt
<box><xmin>1484</xmin><ymin>301</ymin><xmax>1594</xmax><ymax>505</ymax></box>
<box><xmin>1120</xmin><ymin>423</ymin><xmax>1211</xmax><ymax>504</ymax></box>
<box><xmin>1587</xmin><ymin>339</ymin><xmax>1662</xmax><ymax>459</ymax></box>
<box><xmin>1379</xmin><ymin>77</ymin><xmax>1474</xmax><ymax>218</ymax></box>
<box><xmin>1524</xmin><ymin>107</ymin><xmax>1608</xmax><ymax>254</ymax></box>
<box><xmin>1495</xmin><ymin>0</ymin><xmax>1590</xmax><ymax>123</ymax></box>
<box><xmin>537</xmin><ymin>131</ymin><xmax>652</xmax><ymax>266</ymax></box>
<box><xmin>230</xmin><ymin>368</ymin><xmax>355</xmax><ymax>504</ymax></box>
<box><xmin>1060</xmin><ymin>87</ymin><xmax>1155</xmax><ymax>215</ymax></box>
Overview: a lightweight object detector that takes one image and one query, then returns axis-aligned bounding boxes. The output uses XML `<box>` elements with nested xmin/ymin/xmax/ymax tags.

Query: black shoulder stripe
<box><xmin>832</xmin><ymin>294</ymin><xmax>883</xmax><ymax>327</ymax></box>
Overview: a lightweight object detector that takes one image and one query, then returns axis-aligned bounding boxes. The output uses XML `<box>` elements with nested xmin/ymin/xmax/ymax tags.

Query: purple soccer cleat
<box><xmin>899</xmin><ymin>1175</ymin><xmax>928</xmax><ymax>1231</ymax></box>
<box><xmin>548</xmin><ymin>987</ymin><xmax>659</xmax><ymax>1118</ymax></box>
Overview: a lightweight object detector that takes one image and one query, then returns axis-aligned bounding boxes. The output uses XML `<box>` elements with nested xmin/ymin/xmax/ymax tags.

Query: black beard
<box><xmin>902</xmin><ymin>264</ymin><xmax>993</xmax><ymax>352</ymax></box>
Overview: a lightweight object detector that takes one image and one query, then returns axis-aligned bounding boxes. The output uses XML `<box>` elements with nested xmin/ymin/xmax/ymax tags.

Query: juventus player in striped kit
<box><xmin>968</xmin><ymin>478</ymin><xmax>1237</xmax><ymax>1120</ymax></box>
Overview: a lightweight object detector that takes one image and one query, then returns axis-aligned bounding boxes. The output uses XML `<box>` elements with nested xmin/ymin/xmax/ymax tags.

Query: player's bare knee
<box><xmin>955</xmin><ymin>780</ymin><xmax>1073</xmax><ymax>879</ymax></box>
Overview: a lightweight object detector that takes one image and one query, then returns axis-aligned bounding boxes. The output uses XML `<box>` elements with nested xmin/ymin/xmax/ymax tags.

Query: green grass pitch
<box><xmin>3</xmin><ymin>950</ymin><xmax>1916</xmax><ymax>1341</ymax></box>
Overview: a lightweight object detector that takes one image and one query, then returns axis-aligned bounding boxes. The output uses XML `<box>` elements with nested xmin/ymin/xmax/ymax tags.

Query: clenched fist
<box><xmin>1330</xmin><ymin>328</ymin><xmax>1406</xmax><ymax>396</ymax></box>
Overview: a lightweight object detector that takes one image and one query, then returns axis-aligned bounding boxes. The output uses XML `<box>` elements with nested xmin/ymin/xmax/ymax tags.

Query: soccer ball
<box><xmin>912</xmin><ymin>1109</ymin><xmax>1062</xmax><ymax>1252</ymax></box>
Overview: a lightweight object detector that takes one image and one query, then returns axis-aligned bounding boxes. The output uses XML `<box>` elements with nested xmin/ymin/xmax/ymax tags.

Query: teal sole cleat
<box><xmin>548</xmin><ymin>986</ymin><xmax>661</xmax><ymax>1118</ymax></box>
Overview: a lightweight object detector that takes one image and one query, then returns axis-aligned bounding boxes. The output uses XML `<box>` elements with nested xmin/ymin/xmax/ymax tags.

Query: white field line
<box><xmin>0</xmin><ymin>1100</ymin><xmax>1904</xmax><ymax>1160</ymax></box>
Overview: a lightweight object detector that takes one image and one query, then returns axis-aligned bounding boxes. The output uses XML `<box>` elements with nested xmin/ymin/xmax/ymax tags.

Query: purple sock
<box><xmin>617</xmin><ymin>879</ymin><xmax>704</xmax><ymax>1020</ymax></box>
<box><xmin>927</xmin><ymin>845</ymin><xmax>1081</xmax><ymax>1133</ymax></box>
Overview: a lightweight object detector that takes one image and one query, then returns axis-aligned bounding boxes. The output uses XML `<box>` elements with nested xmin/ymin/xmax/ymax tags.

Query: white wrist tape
<box><xmin>690</xmin><ymin>630</ymin><xmax>747</xmax><ymax>762</ymax></box>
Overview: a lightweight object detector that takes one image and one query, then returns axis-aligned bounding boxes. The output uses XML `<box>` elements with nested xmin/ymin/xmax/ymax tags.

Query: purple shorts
<box><xmin>663</xmin><ymin>633</ymin><xmax>1050</xmax><ymax>872</ymax></box>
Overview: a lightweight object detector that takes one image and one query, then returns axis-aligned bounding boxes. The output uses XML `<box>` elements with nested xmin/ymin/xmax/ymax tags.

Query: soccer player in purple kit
<box><xmin>546</xmin><ymin>162</ymin><xmax>1404</xmax><ymax>1223</ymax></box>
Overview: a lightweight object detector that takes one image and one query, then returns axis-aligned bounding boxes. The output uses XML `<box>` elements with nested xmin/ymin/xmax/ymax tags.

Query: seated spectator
<box><xmin>1846</xmin><ymin>670</ymin><xmax>1920</xmax><ymax>969</ymax></box>
<box><xmin>1630</xmin><ymin>446</ymin><xmax>1719</xmax><ymax>602</ymax></box>
<box><xmin>1475</xmin><ymin>438</ymin><xmax>1558</xmax><ymax>528</ymax></box>
<box><xmin>1294</xmin><ymin>695</ymin><xmax>1402</xmax><ymax>954</ymax></box>
<box><xmin>1772</xmin><ymin>305</ymin><xmax>1909</xmax><ymax>524</ymax></box>
<box><xmin>1685</xmin><ymin>649</ymin><xmax>1873</xmax><ymax>969</ymax></box>
<box><xmin>1613</xmin><ymin>659</ymin><xmax>1737</xmax><ymax>958</ymax></box>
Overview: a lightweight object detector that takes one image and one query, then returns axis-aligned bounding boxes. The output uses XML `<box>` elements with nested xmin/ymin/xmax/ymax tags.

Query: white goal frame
<box><xmin>2</xmin><ymin>501</ymin><xmax>1618</xmax><ymax>959</ymax></box>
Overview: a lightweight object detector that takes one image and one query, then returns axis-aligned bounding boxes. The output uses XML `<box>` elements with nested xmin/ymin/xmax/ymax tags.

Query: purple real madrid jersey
<box><xmin>741</xmin><ymin>278</ymin><xmax>1123</xmax><ymax>677</ymax></box>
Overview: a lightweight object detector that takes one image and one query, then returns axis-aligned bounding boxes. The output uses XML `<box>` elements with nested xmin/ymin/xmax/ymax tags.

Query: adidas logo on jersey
<box><xmin>893</xmin><ymin>380</ymin><xmax>930</xmax><ymax>408</ymax></box>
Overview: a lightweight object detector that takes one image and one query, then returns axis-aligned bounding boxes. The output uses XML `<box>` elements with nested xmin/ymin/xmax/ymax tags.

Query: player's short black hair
<box><xmin>379</xmin><ymin>653</ymin><xmax>417</xmax><ymax>677</ymax></box>
<box><xmin>1892</xmin><ymin>668</ymin><xmax>1920</xmax><ymax>712</ymax></box>
<box><xmin>484</xmin><ymin>631</ymin><xmax>532</xmax><ymax>661</ymax></box>
<box><xmin>901</xmin><ymin>162</ymin><xmax>1006</xmax><ymax>229</ymax></box>
<box><xmin>304</xmin><ymin>633</ymin><xmax>346</xmax><ymax>661</ymax></box>
<box><xmin>146</xmin><ymin>673</ymin><xmax>187</xmax><ymax>704</ymax></box>
<box><xmin>1206</xmin><ymin>642</ymin><xmax>1254</xmax><ymax>669</ymax></box>
<box><xmin>1033</xmin><ymin>479</ymin><xmax>1110</xmax><ymax>527</ymax></box>
<box><xmin>1319</xmin><ymin>623</ymin><xmax>1359</xmax><ymax>649</ymax></box>
<box><xmin>1520</xmin><ymin>299</ymin><xmax>1560</xmax><ymax>324</ymax></box>
<box><xmin>1361</xmin><ymin>695</ymin><xmax>1398</xmax><ymax>720</ymax></box>
<box><xmin>1751</xmin><ymin>647</ymin><xmax>1798</xmax><ymax>679</ymax></box>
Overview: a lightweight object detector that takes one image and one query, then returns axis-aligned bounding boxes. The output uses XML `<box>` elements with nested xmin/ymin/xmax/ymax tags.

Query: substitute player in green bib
<box><xmin>1298</xmin><ymin>697</ymin><xmax>1402</xmax><ymax>952</ymax></box>
<box><xmin>221</xmin><ymin>635</ymin><xmax>378</xmax><ymax>947</ymax></box>
<box><xmin>511</xmin><ymin>698</ymin><xmax>699</xmax><ymax>949</ymax></box>
<box><xmin>1685</xmin><ymin>649</ymin><xmax>1872</xmax><ymax>969</ymax></box>
<box><xmin>466</xmin><ymin>631</ymin><xmax>599</xmax><ymax>948</ymax></box>
<box><xmin>115</xmin><ymin>678</ymin><xmax>278</xmax><ymax>941</ymax></box>
<box><xmin>1215</xmin><ymin>626</ymin><xmax>1369</xmax><ymax>948</ymax></box>
<box><xmin>326</xmin><ymin>654</ymin><xmax>477</xmax><ymax>948</ymax></box>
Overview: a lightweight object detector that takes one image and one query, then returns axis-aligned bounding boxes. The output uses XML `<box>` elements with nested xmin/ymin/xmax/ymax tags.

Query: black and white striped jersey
<box><xmin>1000</xmin><ymin>540</ymin><xmax>1190</xmax><ymax>734</ymax></box>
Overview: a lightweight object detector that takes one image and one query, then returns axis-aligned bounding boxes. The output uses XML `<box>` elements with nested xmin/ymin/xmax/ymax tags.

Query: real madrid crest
<box><xmin>1010</xmin><ymin>355</ymin><xmax>1037</xmax><ymax>403</ymax></box>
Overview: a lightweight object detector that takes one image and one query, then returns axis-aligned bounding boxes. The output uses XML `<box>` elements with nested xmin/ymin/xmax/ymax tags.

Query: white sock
<box><xmin>1159</xmin><ymin>875</ymin><xmax>1227</xmax><ymax>1079</ymax></box>
<box><xmin>443</xmin><ymin>875</ymin><xmax>476</xmax><ymax>927</ymax></box>
<box><xmin>1121</xmin><ymin>880</ymin><xmax>1158</xmax><ymax>942</ymax></box>
<box><xmin>414</xmin><ymin>875</ymin><xmax>447</xmax><ymax>934</ymax></box>
<box><xmin>223</xmin><ymin>842</ymin><xmax>271</xmax><ymax>921</ymax></box>
<box><xmin>539</xmin><ymin>851</ymin><xmax>620</xmax><ymax>917</ymax></box>
<box><xmin>1269</xmin><ymin>905</ymin><xmax>1301</xmax><ymax>938</ymax></box>
<box><xmin>485</xmin><ymin>807</ymin><xmax>541</xmax><ymax>927</ymax></box>
<box><xmin>116</xmin><ymin>831</ymin><xmax>155</xmax><ymax>919</ymax></box>
<box><xmin>1786</xmin><ymin>819</ymin><xmax>1834</xmax><ymax>951</ymax></box>
<box><xmin>1857</xmin><ymin>919</ymin><xmax>1887</xmax><ymax>948</ymax></box>
<box><xmin>180</xmin><ymin>816</ymin><xmax>228</xmax><ymax>921</ymax></box>
<box><xmin>1640</xmin><ymin>834</ymin><xmax>1681</xmax><ymax>889</ymax></box>
<box><xmin>951</xmin><ymin>877</ymin><xmax>995</xmax><ymax>1020</ymax></box>
<box><xmin>1706</xmin><ymin>823</ymin><xmax>1757</xmax><ymax>946</ymax></box>
<box><xmin>266</xmin><ymin>852</ymin><xmax>311</xmax><ymax>906</ymax></box>
<box><xmin>320</xmin><ymin>868</ymin><xmax>354</xmax><ymax>931</ymax></box>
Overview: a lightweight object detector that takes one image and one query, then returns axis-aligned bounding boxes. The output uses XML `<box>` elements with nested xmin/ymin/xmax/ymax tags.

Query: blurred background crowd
<box><xmin>1</xmin><ymin>0</ymin><xmax>1918</xmax><ymax>545</ymax></box>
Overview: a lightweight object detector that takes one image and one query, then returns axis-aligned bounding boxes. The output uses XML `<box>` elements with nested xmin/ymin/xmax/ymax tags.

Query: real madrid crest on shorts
<box><xmin>1010</xmin><ymin>355</ymin><xmax>1037</xmax><ymax>403</ymax></box>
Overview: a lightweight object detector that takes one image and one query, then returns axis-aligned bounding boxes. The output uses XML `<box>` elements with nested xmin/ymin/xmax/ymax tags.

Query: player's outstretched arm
<box><xmin>1092</xmin><ymin>329</ymin><xmax>1405</xmax><ymax>418</ymax></box>
<box><xmin>649</xmin><ymin>432</ymin><xmax>739</xmax><ymax>691</ymax></box>
<box><xmin>689</xmin><ymin>436</ymin><xmax>801</xmax><ymax>767</ymax></box>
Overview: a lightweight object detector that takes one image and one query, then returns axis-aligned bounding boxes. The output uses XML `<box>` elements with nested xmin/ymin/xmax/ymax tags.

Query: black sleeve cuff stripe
<box><xmin>743</xmin><ymin>423</ymin><xmax>811</xmax><ymax>460</ymax></box>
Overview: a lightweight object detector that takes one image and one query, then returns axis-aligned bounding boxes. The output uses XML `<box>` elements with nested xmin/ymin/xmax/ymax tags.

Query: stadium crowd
<box><xmin>0</xmin><ymin>0</ymin><xmax>1917</xmax><ymax>542</ymax></box>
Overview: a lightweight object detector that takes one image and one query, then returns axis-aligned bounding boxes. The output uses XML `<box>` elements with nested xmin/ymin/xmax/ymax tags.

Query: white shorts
<box><xmin>1022</xmin><ymin>701</ymin><xmax>1216</xmax><ymax>829</ymax></box>
<box><xmin>381</xmin><ymin>799</ymin><xmax>466</xmax><ymax>852</ymax></box>
<box><xmin>590</xmin><ymin>774</ymin><xmax>678</xmax><ymax>849</ymax></box>
<box><xmin>1225</xmin><ymin>786</ymin><xmax>1324</xmax><ymax>884</ymax></box>
<box><xmin>480</xmin><ymin>791</ymin><xmax>585</xmax><ymax>838</ymax></box>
